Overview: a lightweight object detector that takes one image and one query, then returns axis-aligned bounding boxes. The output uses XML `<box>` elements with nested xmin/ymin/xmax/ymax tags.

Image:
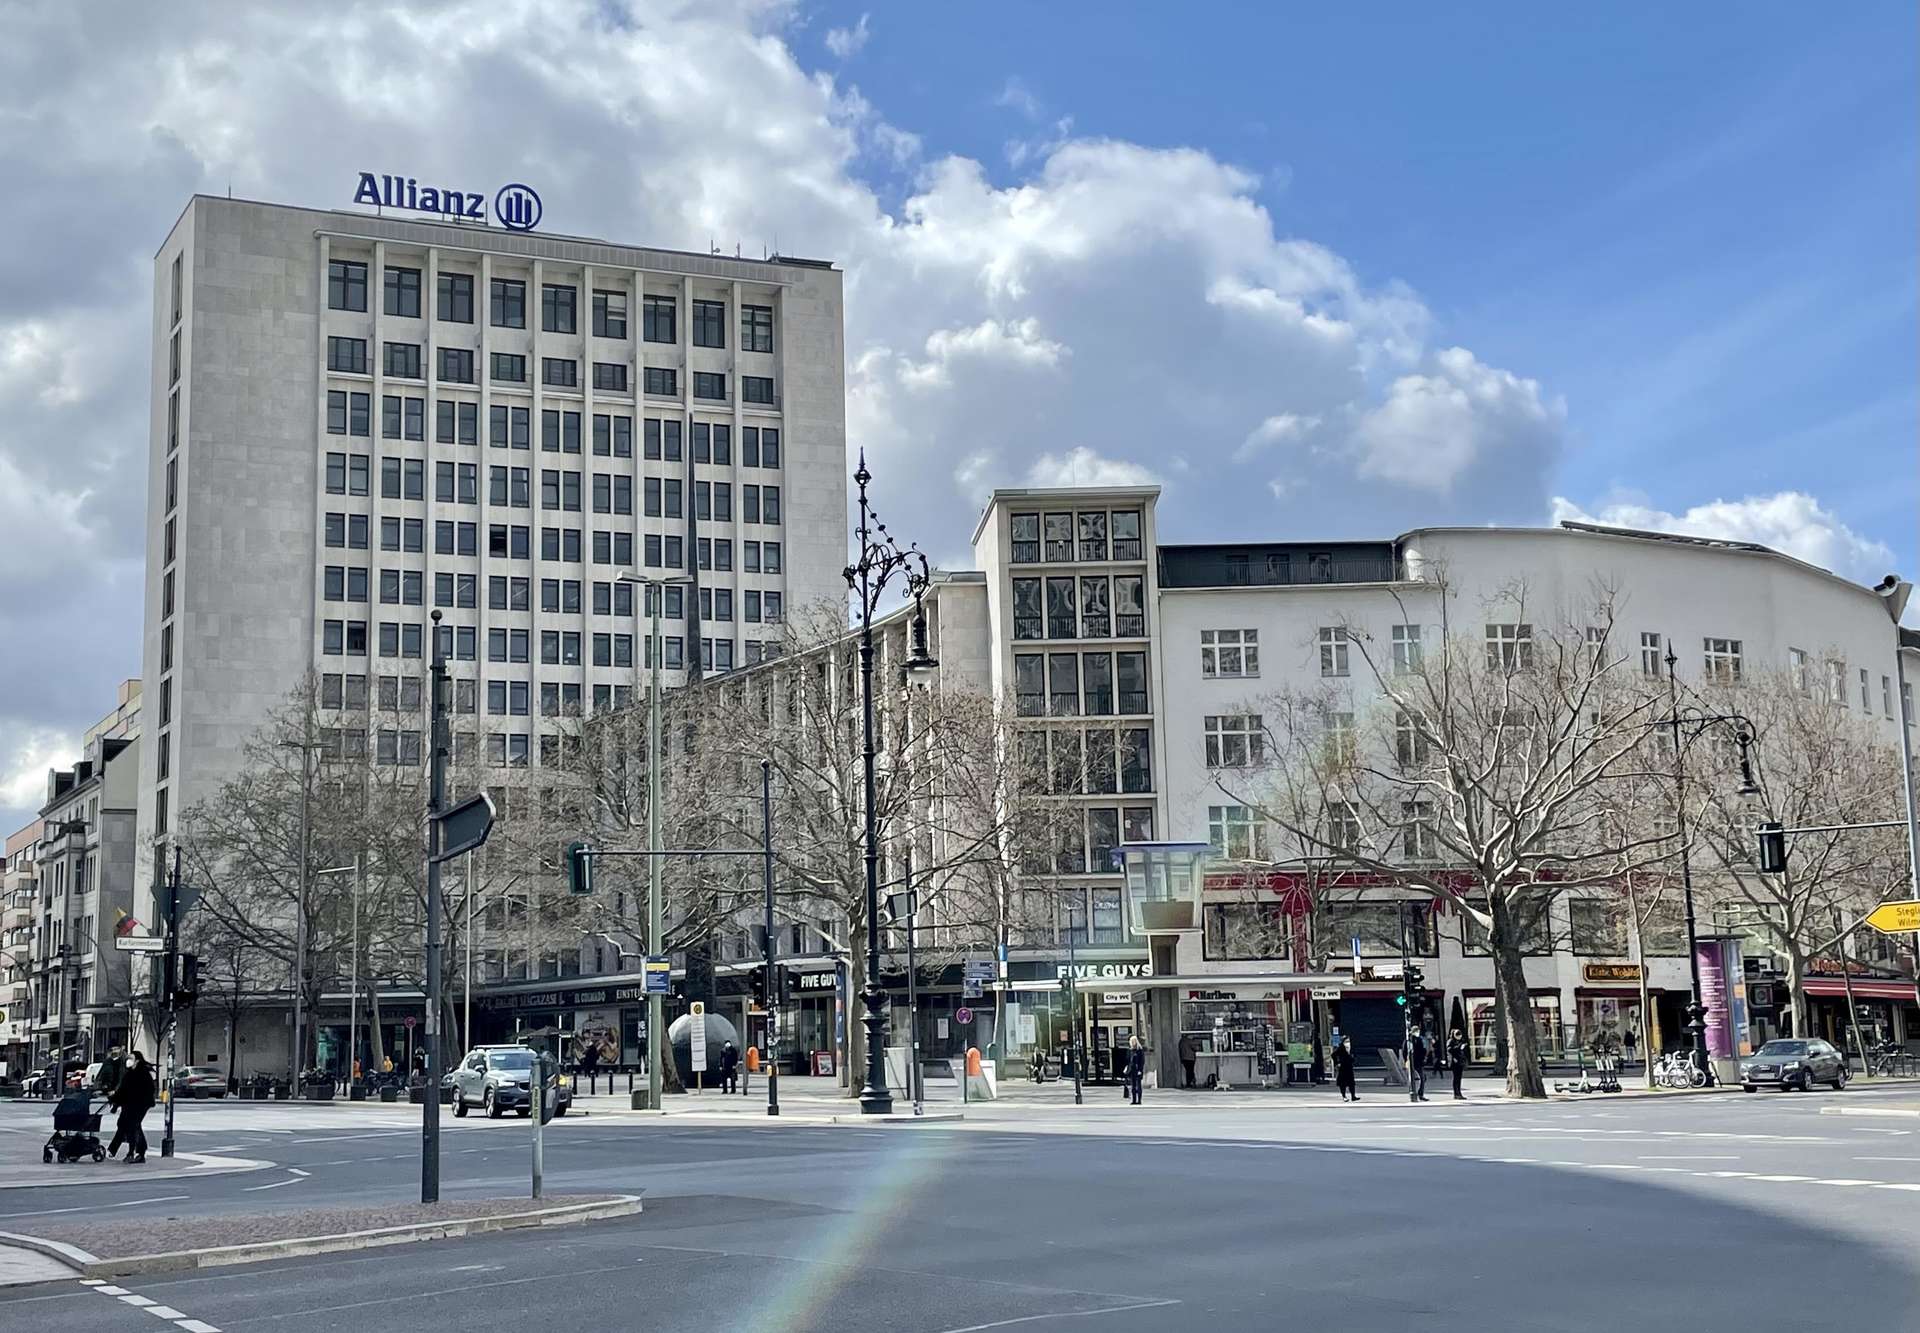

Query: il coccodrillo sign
<box><xmin>351</xmin><ymin>173</ymin><xmax>543</xmax><ymax>232</ymax></box>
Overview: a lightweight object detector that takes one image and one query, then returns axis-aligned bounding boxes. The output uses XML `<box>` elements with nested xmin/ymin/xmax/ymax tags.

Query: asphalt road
<box><xmin>3</xmin><ymin>1083</ymin><xmax>1919</xmax><ymax>1331</ymax></box>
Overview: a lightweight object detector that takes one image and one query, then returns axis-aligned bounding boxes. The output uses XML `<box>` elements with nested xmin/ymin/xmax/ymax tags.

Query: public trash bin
<box><xmin>631</xmin><ymin>1088</ymin><xmax>651</xmax><ymax>1110</ymax></box>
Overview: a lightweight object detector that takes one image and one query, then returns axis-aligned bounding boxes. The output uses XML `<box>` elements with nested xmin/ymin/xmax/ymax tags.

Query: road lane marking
<box><xmin>146</xmin><ymin>1306</ymin><xmax>187</xmax><ymax>1319</ymax></box>
<box><xmin>1636</xmin><ymin>1154</ymin><xmax>1738</xmax><ymax>1160</ymax></box>
<box><xmin>242</xmin><ymin>1169</ymin><xmax>308</xmax><ymax>1192</ymax></box>
<box><xmin>933</xmin><ymin>1299</ymin><xmax>1183</xmax><ymax>1332</ymax></box>
<box><xmin>0</xmin><ymin>1195</ymin><xmax>192</xmax><ymax>1220</ymax></box>
<box><xmin>1853</xmin><ymin>1156</ymin><xmax>1920</xmax><ymax>1162</ymax></box>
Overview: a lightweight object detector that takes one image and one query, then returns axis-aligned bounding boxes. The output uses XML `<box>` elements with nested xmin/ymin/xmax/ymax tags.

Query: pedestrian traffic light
<box><xmin>749</xmin><ymin>966</ymin><xmax>768</xmax><ymax>1011</ymax></box>
<box><xmin>172</xmin><ymin>953</ymin><xmax>199</xmax><ymax>1010</ymax></box>
<box><xmin>564</xmin><ymin>841</ymin><xmax>595</xmax><ymax>895</ymax></box>
<box><xmin>1755</xmin><ymin>821</ymin><xmax>1787</xmax><ymax>875</ymax></box>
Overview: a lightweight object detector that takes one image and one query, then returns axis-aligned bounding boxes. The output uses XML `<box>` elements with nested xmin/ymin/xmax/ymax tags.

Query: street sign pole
<box><xmin>761</xmin><ymin>759</ymin><xmax>779</xmax><ymax>1118</ymax></box>
<box><xmin>161</xmin><ymin>845</ymin><xmax>181</xmax><ymax>1158</ymax></box>
<box><xmin>421</xmin><ymin>611</ymin><xmax>448</xmax><ymax>1205</ymax></box>
<box><xmin>530</xmin><ymin>1053</ymin><xmax>544</xmax><ymax>1201</ymax></box>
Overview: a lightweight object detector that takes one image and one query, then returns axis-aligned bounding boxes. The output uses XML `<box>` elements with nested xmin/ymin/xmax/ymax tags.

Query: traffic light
<box><xmin>564</xmin><ymin>841</ymin><xmax>595</xmax><ymax>895</ymax></box>
<box><xmin>1755</xmin><ymin>821</ymin><xmax>1787</xmax><ymax>875</ymax></box>
<box><xmin>172</xmin><ymin>953</ymin><xmax>199</xmax><ymax>1010</ymax></box>
<box><xmin>1400</xmin><ymin>963</ymin><xmax>1427</xmax><ymax>1013</ymax></box>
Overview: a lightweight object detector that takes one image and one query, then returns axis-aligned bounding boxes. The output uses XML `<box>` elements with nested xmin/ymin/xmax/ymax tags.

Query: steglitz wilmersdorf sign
<box><xmin>352</xmin><ymin>173</ymin><xmax>542</xmax><ymax>232</ymax></box>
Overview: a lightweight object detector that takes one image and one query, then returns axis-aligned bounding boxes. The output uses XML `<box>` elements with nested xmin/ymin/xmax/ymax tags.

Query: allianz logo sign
<box><xmin>352</xmin><ymin>173</ymin><xmax>543</xmax><ymax>233</ymax></box>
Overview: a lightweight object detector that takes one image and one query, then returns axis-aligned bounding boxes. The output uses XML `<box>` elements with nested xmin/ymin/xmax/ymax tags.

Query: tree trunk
<box><xmin>1784</xmin><ymin>948</ymin><xmax>1809</xmax><ymax>1042</ymax></box>
<box><xmin>1492</xmin><ymin>895</ymin><xmax>1546</xmax><ymax>1098</ymax></box>
<box><xmin>369</xmin><ymin>985</ymin><xmax>388</xmax><ymax>1069</ymax></box>
<box><xmin>1626</xmin><ymin>880</ymin><xmax>1655</xmax><ymax>1089</ymax></box>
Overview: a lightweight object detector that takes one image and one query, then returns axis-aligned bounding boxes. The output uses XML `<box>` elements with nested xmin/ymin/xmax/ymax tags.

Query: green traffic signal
<box><xmin>1395</xmin><ymin>993</ymin><xmax>1407</xmax><ymax>1007</ymax></box>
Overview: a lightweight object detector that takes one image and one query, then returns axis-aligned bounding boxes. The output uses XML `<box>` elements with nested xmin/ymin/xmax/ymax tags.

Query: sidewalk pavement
<box><xmin>0</xmin><ymin>1241</ymin><xmax>78</xmax><ymax>1287</ymax></box>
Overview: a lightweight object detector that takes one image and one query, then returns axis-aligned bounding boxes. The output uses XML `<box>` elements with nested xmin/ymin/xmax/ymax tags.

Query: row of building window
<box><xmin>320</xmin><ymin>619</ymin><xmax>762</xmax><ymax>674</ymax></box>
<box><xmin>1009</xmin><ymin>510</ymin><xmax>1144</xmax><ymax>564</ymax></box>
<box><xmin>1198</xmin><ymin>623</ymin><xmax>1906</xmax><ymax>713</ymax></box>
<box><xmin>1013</xmin><ymin>650</ymin><xmax>1150</xmax><ymax>717</ymax></box>
<box><xmin>1018</xmin><ymin>727</ymin><xmax>1155</xmax><ymax>799</ymax></box>
<box><xmin>325</xmin><ymin>262</ymin><xmax>775</xmax><ymax>353</ymax></box>
<box><xmin>327</xmin><ymin>364</ymin><xmax>774</xmax><ymax>412</ymax></box>
<box><xmin>1010</xmin><ymin>574</ymin><xmax>1147</xmax><ymax>641</ymax></box>
<box><xmin>329</xmin><ymin>400</ymin><xmax>784</xmax><ymax>464</ymax></box>
<box><xmin>322</xmin><ymin>452</ymin><xmax>781</xmax><ymax>520</ymax></box>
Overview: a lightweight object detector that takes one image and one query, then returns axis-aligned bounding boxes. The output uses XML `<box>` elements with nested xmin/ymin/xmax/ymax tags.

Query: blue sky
<box><xmin>0</xmin><ymin>0</ymin><xmax>1912</xmax><ymax>829</ymax></box>
<box><xmin>820</xmin><ymin>2</ymin><xmax>1916</xmax><ymax>556</ymax></box>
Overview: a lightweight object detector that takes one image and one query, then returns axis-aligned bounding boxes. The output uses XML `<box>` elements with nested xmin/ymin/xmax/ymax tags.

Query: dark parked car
<box><xmin>1741</xmin><ymin>1039</ymin><xmax>1848</xmax><ymax>1092</ymax></box>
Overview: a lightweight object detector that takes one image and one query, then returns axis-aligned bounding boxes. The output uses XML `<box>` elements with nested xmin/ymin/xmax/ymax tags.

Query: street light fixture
<box><xmin>1663</xmin><ymin>645</ymin><xmax>1760</xmax><ymax>1086</ymax></box>
<box><xmin>616</xmin><ymin>569</ymin><xmax>693</xmax><ymax>1112</ymax></box>
<box><xmin>842</xmin><ymin>453</ymin><xmax>935</xmax><ymax>1115</ymax></box>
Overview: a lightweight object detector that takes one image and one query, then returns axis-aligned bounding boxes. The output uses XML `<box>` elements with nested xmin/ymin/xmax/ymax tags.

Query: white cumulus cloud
<box><xmin>1549</xmin><ymin>491</ymin><xmax>1898</xmax><ymax>584</ymax></box>
<box><xmin>1024</xmin><ymin>447</ymin><xmax>1158</xmax><ymax>490</ymax></box>
<box><xmin>824</xmin><ymin>13</ymin><xmax>870</xmax><ymax>59</ymax></box>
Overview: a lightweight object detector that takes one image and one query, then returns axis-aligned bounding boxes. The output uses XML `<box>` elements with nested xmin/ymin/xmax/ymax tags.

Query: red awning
<box><xmin>1802</xmin><ymin>978</ymin><xmax>1920</xmax><ymax>1002</ymax></box>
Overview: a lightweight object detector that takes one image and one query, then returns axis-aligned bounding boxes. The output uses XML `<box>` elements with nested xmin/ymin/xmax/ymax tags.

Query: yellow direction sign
<box><xmin>1864</xmin><ymin>901</ymin><xmax>1920</xmax><ymax>935</ymax></box>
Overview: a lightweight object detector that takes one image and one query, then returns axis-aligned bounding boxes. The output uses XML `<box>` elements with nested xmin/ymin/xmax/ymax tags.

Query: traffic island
<box><xmin>4</xmin><ymin>1192</ymin><xmax>641</xmax><ymax>1278</ymax></box>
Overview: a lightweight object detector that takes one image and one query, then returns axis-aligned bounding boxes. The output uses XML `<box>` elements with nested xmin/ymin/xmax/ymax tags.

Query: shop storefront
<box><xmin>1465</xmin><ymin>990</ymin><xmax>1564</xmax><ymax>1062</ymax></box>
<box><xmin>1804</xmin><ymin>976</ymin><xmax>1920</xmax><ymax>1051</ymax></box>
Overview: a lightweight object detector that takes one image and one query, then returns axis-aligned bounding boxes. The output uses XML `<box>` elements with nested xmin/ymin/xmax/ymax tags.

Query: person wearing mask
<box><xmin>108</xmin><ymin>1051</ymin><xmax>156</xmax><ymax>1163</ymax></box>
<box><xmin>1125</xmin><ymin>1036</ymin><xmax>1146</xmax><ymax>1105</ymax></box>
<box><xmin>1448</xmin><ymin>1028</ymin><xmax>1470</xmax><ymax>1099</ymax></box>
<box><xmin>1177</xmin><ymin>1032</ymin><xmax>1198</xmax><ymax>1090</ymax></box>
<box><xmin>719</xmin><ymin>1041</ymin><xmax>741</xmax><ymax>1095</ymax></box>
<box><xmin>1334</xmin><ymin>1036</ymin><xmax>1359</xmax><ymax>1102</ymax></box>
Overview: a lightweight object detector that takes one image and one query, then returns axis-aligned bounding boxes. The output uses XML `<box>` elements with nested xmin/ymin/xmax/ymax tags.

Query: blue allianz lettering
<box><xmin>352</xmin><ymin>172</ymin><xmax>492</xmax><ymax>224</ymax></box>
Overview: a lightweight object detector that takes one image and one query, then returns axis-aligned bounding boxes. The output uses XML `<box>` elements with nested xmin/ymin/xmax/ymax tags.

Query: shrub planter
<box><xmin>302</xmin><ymin>1080</ymin><xmax>335</xmax><ymax>1101</ymax></box>
<box><xmin>439</xmin><ymin>1085</ymin><xmax>455</xmax><ymax>1105</ymax></box>
<box><xmin>407</xmin><ymin>1084</ymin><xmax>426</xmax><ymax>1104</ymax></box>
<box><xmin>348</xmin><ymin>1084</ymin><xmax>368</xmax><ymax>1101</ymax></box>
<box><xmin>272</xmin><ymin>1082</ymin><xmax>291</xmax><ymax>1101</ymax></box>
<box><xmin>379</xmin><ymin>1085</ymin><xmax>400</xmax><ymax>1103</ymax></box>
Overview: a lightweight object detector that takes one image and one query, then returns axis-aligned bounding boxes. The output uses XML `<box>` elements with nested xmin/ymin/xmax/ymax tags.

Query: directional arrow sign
<box><xmin>433</xmin><ymin>790</ymin><xmax>497</xmax><ymax>863</ymax></box>
<box><xmin>1865</xmin><ymin>900</ymin><xmax>1920</xmax><ymax>935</ymax></box>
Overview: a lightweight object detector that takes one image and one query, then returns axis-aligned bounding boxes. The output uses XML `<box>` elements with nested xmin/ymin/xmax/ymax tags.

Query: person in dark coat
<box><xmin>1334</xmin><ymin>1037</ymin><xmax>1359</xmax><ymax>1101</ymax></box>
<box><xmin>719</xmin><ymin>1041</ymin><xmax>741</xmax><ymax>1094</ymax></box>
<box><xmin>1405</xmin><ymin>1027</ymin><xmax>1429</xmax><ymax>1102</ymax></box>
<box><xmin>1447</xmin><ymin>1028</ymin><xmax>1470</xmax><ymax>1099</ymax></box>
<box><xmin>93</xmin><ymin>1047</ymin><xmax>125</xmax><ymax>1096</ymax></box>
<box><xmin>108</xmin><ymin>1051</ymin><xmax>156</xmax><ymax>1162</ymax></box>
<box><xmin>1177</xmin><ymin>1032</ymin><xmax>1197</xmax><ymax>1089</ymax></box>
<box><xmin>1125</xmin><ymin>1037</ymin><xmax>1146</xmax><ymax>1105</ymax></box>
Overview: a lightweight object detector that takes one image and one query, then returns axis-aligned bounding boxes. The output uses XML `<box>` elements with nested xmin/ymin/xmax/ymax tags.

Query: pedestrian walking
<box><xmin>1448</xmin><ymin>1028</ymin><xmax>1469</xmax><ymax>1099</ymax></box>
<box><xmin>1334</xmin><ymin>1036</ymin><xmax>1358</xmax><ymax>1101</ymax></box>
<box><xmin>107</xmin><ymin>1050</ymin><xmax>156</xmax><ymax>1163</ymax></box>
<box><xmin>719</xmin><ymin>1041</ymin><xmax>740</xmax><ymax>1095</ymax></box>
<box><xmin>1125</xmin><ymin>1037</ymin><xmax>1146</xmax><ymax>1105</ymax></box>
<box><xmin>1406</xmin><ymin>1027</ymin><xmax>1429</xmax><ymax>1102</ymax></box>
<box><xmin>93</xmin><ymin>1046</ymin><xmax>125</xmax><ymax>1096</ymax></box>
<box><xmin>1178</xmin><ymin>1032</ymin><xmax>1197</xmax><ymax>1089</ymax></box>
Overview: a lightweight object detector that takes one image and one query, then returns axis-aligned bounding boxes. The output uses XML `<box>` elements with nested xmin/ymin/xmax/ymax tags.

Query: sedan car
<box><xmin>1740</xmin><ymin>1039</ymin><xmax>1848</xmax><ymax>1092</ymax></box>
<box><xmin>450</xmin><ymin>1045</ymin><xmax>571</xmax><ymax>1119</ymax></box>
<box><xmin>172</xmin><ymin>1066</ymin><xmax>230</xmax><ymax>1098</ymax></box>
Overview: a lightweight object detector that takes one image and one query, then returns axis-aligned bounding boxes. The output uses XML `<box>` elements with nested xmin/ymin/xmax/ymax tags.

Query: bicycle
<box><xmin>1654</xmin><ymin>1052</ymin><xmax>1706</xmax><ymax>1089</ymax></box>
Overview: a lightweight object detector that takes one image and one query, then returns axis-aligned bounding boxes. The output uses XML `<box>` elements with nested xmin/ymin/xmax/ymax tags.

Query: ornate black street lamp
<box><xmin>1664</xmin><ymin>647</ymin><xmax>1760</xmax><ymax>1085</ymax></box>
<box><xmin>843</xmin><ymin>454</ymin><xmax>936</xmax><ymax>1114</ymax></box>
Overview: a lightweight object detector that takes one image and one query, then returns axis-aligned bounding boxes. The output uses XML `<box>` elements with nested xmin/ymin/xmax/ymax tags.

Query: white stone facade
<box><xmin>138</xmin><ymin>195</ymin><xmax>849</xmax><ymax>928</ymax></box>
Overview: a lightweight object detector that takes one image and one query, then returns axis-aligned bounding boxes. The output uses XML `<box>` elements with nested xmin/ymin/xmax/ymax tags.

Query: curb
<box><xmin>828</xmin><ymin>1111</ymin><xmax>965</xmax><ymax>1125</ymax></box>
<box><xmin>6</xmin><ymin>1194</ymin><xmax>643</xmax><ymax>1280</ymax></box>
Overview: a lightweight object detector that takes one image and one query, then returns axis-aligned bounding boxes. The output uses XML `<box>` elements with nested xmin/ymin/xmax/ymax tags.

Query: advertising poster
<box><xmin>572</xmin><ymin>1008</ymin><xmax>619</xmax><ymax>1065</ymax></box>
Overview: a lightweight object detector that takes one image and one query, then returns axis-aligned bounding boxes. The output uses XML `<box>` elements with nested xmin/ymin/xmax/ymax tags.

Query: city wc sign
<box><xmin>352</xmin><ymin>173</ymin><xmax>542</xmax><ymax>232</ymax></box>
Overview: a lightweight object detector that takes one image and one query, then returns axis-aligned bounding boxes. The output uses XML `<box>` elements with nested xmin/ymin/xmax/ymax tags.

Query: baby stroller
<box><xmin>43</xmin><ymin>1089</ymin><xmax>108</xmax><ymax>1164</ymax></box>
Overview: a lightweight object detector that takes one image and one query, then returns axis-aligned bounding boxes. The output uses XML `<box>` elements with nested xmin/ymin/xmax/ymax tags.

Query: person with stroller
<box><xmin>108</xmin><ymin>1050</ymin><xmax>156</xmax><ymax>1163</ymax></box>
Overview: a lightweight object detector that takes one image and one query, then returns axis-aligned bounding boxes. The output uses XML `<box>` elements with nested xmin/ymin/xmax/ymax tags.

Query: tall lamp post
<box><xmin>842</xmin><ymin>454</ymin><xmax>938</xmax><ymax>1115</ymax></box>
<box><xmin>280</xmin><ymin>726</ymin><xmax>320</xmax><ymax>1082</ymax></box>
<box><xmin>617</xmin><ymin>569</ymin><xmax>693</xmax><ymax>1112</ymax></box>
<box><xmin>1870</xmin><ymin>577</ymin><xmax>1920</xmax><ymax>998</ymax></box>
<box><xmin>1663</xmin><ymin>646</ymin><xmax>1760</xmax><ymax>1084</ymax></box>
